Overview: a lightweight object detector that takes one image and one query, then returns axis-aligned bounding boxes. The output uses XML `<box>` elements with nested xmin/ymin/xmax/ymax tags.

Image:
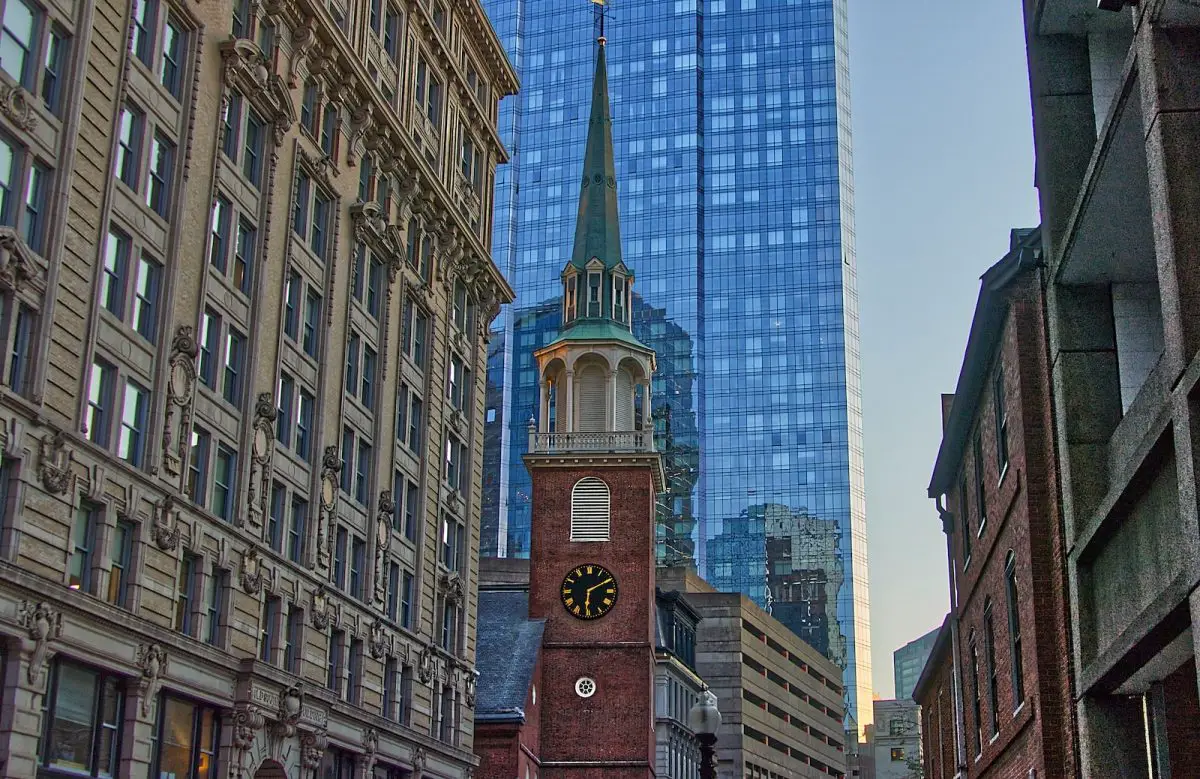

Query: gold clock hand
<box><xmin>586</xmin><ymin>577</ymin><xmax>613</xmax><ymax>595</ymax></box>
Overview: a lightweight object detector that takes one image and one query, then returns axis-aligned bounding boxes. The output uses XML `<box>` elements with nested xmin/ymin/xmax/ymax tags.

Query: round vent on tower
<box><xmin>571</xmin><ymin>477</ymin><xmax>610</xmax><ymax>542</ymax></box>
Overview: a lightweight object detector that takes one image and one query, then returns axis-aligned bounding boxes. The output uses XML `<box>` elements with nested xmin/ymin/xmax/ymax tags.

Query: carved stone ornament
<box><xmin>373</xmin><ymin>491</ymin><xmax>394</xmax><ymax>603</ymax></box>
<box><xmin>136</xmin><ymin>643</ymin><xmax>169</xmax><ymax>717</ymax></box>
<box><xmin>36</xmin><ymin>431</ymin><xmax>72</xmax><ymax>495</ymax></box>
<box><xmin>299</xmin><ymin>728</ymin><xmax>328</xmax><ymax>770</ymax></box>
<box><xmin>395</xmin><ymin>170</ymin><xmax>420</xmax><ymax>225</ymax></box>
<box><xmin>350</xmin><ymin>200</ymin><xmax>388</xmax><ymax>247</ymax></box>
<box><xmin>248</xmin><ymin>392</ymin><xmax>277</xmax><ymax>532</ymax></box>
<box><xmin>162</xmin><ymin>326</ymin><xmax>198</xmax><ymax>479</ymax></box>
<box><xmin>362</xmin><ymin>727</ymin><xmax>379</xmax><ymax>775</ymax></box>
<box><xmin>151</xmin><ymin>495</ymin><xmax>181</xmax><ymax>551</ymax></box>
<box><xmin>368</xmin><ymin>619</ymin><xmax>387</xmax><ymax>660</ymax></box>
<box><xmin>277</xmin><ymin>681</ymin><xmax>303</xmax><ymax>736</ymax></box>
<box><xmin>0</xmin><ymin>227</ymin><xmax>37</xmax><ymax>292</ymax></box>
<box><xmin>316</xmin><ymin>446</ymin><xmax>342</xmax><ymax>570</ymax></box>
<box><xmin>18</xmin><ymin>601</ymin><xmax>61</xmax><ymax>686</ymax></box>
<box><xmin>0</xmin><ymin>84</ymin><xmax>37</xmax><ymax>131</ymax></box>
<box><xmin>440</xmin><ymin>571</ymin><xmax>466</xmax><ymax>605</ymax></box>
<box><xmin>411</xmin><ymin>746</ymin><xmax>427</xmax><ymax>779</ymax></box>
<box><xmin>288</xmin><ymin>20</ymin><xmax>316</xmax><ymax>87</ymax></box>
<box><xmin>465</xmin><ymin>667</ymin><xmax>478</xmax><ymax>709</ymax></box>
<box><xmin>219</xmin><ymin>39</ymin><xmax>297</xmax><ymax>147</ymax></box>
<box><xmin>240</xmin><ymin>547</ymin><xmax>266</xmax><ymax>594</ymax></box>
<box><xmin>230</xmin><ymin>703</ymin><xmax>266</xmax><ymax>779</ymax></box>
<box><xmin>310</xmin><ymin>586</ymin><xmax>333</xmax><ymax>630</ymax></box>
<box><xmin>346</xmin><ymin>100</ymin><xmax>374</xmax><ymax>167</ymax></box>
<box><xmin>417</xmin><ymin>645</ymin><xmax>436</xmax><ymax>684</ymax></box>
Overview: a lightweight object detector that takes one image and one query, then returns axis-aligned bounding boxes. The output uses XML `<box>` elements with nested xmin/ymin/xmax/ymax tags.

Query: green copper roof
<box><xmin>569</xmin><ymin>39</ymin><xmax>622</xmax><ymax>272</ymax></box>
<box><xmin>544</xmin><ymin>320</ymin><xmax>650</xmax><ymax>351</ymax></box>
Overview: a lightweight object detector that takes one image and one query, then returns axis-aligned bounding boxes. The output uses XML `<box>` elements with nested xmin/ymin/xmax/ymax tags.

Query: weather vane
<box><xmin>591</xmin><ymin>0</ymin><xmax>608</xmax><ymax>42</ymax></box>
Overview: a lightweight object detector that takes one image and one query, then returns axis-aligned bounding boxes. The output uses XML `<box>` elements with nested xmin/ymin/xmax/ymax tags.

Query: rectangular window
<box><xmin>368</xmin><ymin>0</ymin><xmax>381</xmax><ymax>33</ymax></box>
<box><xmin>260</xmin><ymin>595</ymin><xmax>280</xmax><ymax>663</ymax></box>
<box><xmin>310</xmin><ymin>190</ymin><xmax>330</xmax><ymax>258</ymax></box>
<box><xmin>383</xmin><ymin>7</ymin><xmax>401</xmax><ymax>62</ymax></box>
<box><xmin>205</xmin><ymin>564</ymin><xmax>228</xmax><ymax>646</ymax></box>
<box><xmin>345</xmin><ymin>331</ymin><xmax>360</xmax><ymax>396</ymax></box>
<box><xmin>268</xmin><ymin>482</ymin><xmax>284</xmax><ymax>552</ymax></box>
<box><xmin>198</xmin><ymin>310</ymin><xmax>219</xmax><ymax>388</ymax></box>
<box><xmin>39</xmin><ymin>660</ymin><xmax>123</xmax><ymax>777</ymax></box>
<box><xmin>101</xmin><ymin>228</ymin><xmax>130</xmax><ymax>319</ymax></box>
<box><xmin>284</xmin><ymin>269</ymin><xmax>300</xmax><ymax>339</ymax></box>
<box><xmin>959</xmin><ymin>478</ymin><xmax>971</xmax><ymax>563</ymax></box>
<box><xmin>22</xmin><ymin>158</ymin><xmax>47</xmax><ymax>253</ymax></box>
<box><xmin>133</xmin><ymin>253</ymin><xmax>161</xmax><ymax>342</ymax></box>
<box><xmin>223</xmin><ymin>327</ymin><xmax>245</xmax><ymax>406</ymax></box>
<box><xmin>440</xmin><ymin>600</ymin><xmax>457</xmax><ymax>653</ymax></box>
<box><xmin>973</xmin><ymin>434</ymin><xmax>987</xmax><ymax>534</ymax></box>
<box><xmin>385</xmin><ymin>561</ymin><xmax>399</xmax><ymax>620</ymax></box>
<box><xmin>303</xmin><ymin>287</ymin><xmax>321</xmax><ymax>357</ymax></box>
<box><xmin>985</xmin><ymin>602</ymin><xmax>999</xmax><ymax>736</ymax></box>
<box><xmin>175</xmin><ymin>552</ymin><xmax>198</xmax><ymax>635</ymax></box>
<box><xmin>243</xmin><ymin>107</ymin><xmax>265</xmax><ymax>186</ymax></box>
<box><xmin>233</xmin><ymin>219</ymin><xmax>256</xmax><ymax>294</ymax></box>
<box><xmin>276</xmin><ymin>372</ymin><xmax>294</xmax><ymax>446</ymax></box>
<box><xmin>296</xmin><ymin>388</ymin><xmax>314</xmax><ymax>461</ymax></box>
<box><xmin>188</xmin><ymin>426</ymin><xmax>210</xmax><ymax>505</ymax></box>
<box><xmin>213</xmin><ymin>444</ymin><xmax>237</xmax><ymax>522</ymax></box>
<box><xmin>68</xmin><ymin>503</ymin><xmax>99</xmax><ymax>592</ymax></box>
<box><xmin>413</xmin><ymin>309</ymin><xmax>427</xmax><ymax>368</ymax></box>
<box><xmin>404</xmin><ymin>482</ymin><xmax>418</xmax><ymax>542</ymax></box>
<box><xmin>210</xmin><ymin>195</ymin><xmax>232</xmax><ymax>273</ymax></box>
<box><xmin>145</xmin><ymin>132</ymin><xmax>175</xmax><ymax>218</ymax></box>
<box><xmin>347</xmin><ymin>639</ymin><xmax>362</xmax><ymax>703</ymax></box>
<box><xmin>106</xmin><ymin>518</ymin><xmax>134</xmax><ymax>607</ymax></box>
<box><xmin>231</xmin><ymin>0</ymin><xmax>250</xmax><ymax>37</ymax></box>
<box><xmin>361</xmin><ymin>346</ymin><xmax>376</xmax><ymax>410</ymax></box>
<box><xmin>350</xmin><ymin>536</ymin><xmax>365</xmax><ymax>600</ymax></box>
<box><xmin>158</xmin><ymin>14</ymin><xmax>184</xmax><ymax>98</ymax></box>
<box><xmin>366</xmin><ymin>256</ymin><xmax>382</xmax><ymax>319</ymax></box>
<box><xmin>85</xmin><ymin>360</ymin><xmax>115</xmax><ymax>447</ymax></box>
<box><xmin>327</xmin><ymin>629</ymin><xmax>344</xmax><ymax>694</ymax></box>
<box><xmin>150</xmin><ymin>695</ymin><xmax>220</xmax><ymax>779</ymax></box>
<box><xmin>445</xmin><ymin>436</ymin><xmax>462</xmax><ymax>492</ymax></box>
<box><xmin>288</xmin><ymin>496</ymin><xmax>307</xmax><ymax>564</ymax></box>
<box><xmin>355</xmin><ymin>439</ymin><xmax>371</xmax><ymax>505</ymax></box>
<box><xmin>222</xmin><ymin>92</ymin><xmax>242</xmax><ymax>159</ymax></box>
<box><xmin>440</xmin><ymin>515</ymin><xmax>464</xmax><ymax>572</ymax></box>
<box><xmin>587</xmin><ymin>271</ymin><xmax>601</xmax><ymax>317</ymax></box>
<box><xmin>408</xmin><ymin>395</ymin><xmax>422</xmax><ymax>455</ymax></box>
<box><xmin>399</xmin><ymin>665</ymin><xmax>413</xmax><ymax>725</ymax></box>
<box><xmin>340</xmin><ymin>427</ymin><xmax>354</xmax><ymax>494</ymax></box>
<box><xmin>383</xmin><ymin>657</ymin><xmax>397</xmax><ymax>719</ymax></box>
<box><xmin>401</xmin><ymin>570</ymin><xmax>413</xmax><ymax>629</ymax></box>
<box><xmin>40</xmin><ymin>24</ymin><xmax>67</xmax><ymax>114</ymax></box>
<box><xmin>1</xmin><ymin>0</ymin><xmax>40</xmax><ymax>88</ymax></box>
<box><xmin>285</xmin><ymin>605</ymin><xmax>303</xmax><ymax>673</ymax></box>
<box><xmin>320</xmin><ymin>104</ymin><xmax>337</xmax><ymax>156</ymax></box>
<box><xmin>333</xmin><ymin>526</ymin><xmax>347</xmax><ymax>590</ymax></box>
<box><xmin>292</xmin><ymin>171</ymin><xmax>309</xmax><ymax>238</ymax></box>
<box><xmin>1006</xmin><ymin>555</ymin><xmax>1025</xmax><ymax>708</ymax></box>
<box><xmin>994</xmin><ymin>369</ymin><xmax>1009</xmax><ymax>475</ymax></box>
<box><xmin>115</xmin><ymin>104</ymin><xmax>144</xmax><ymax>189</ymax></box>
<box><xmin>117</xmin><ymin>379</ymin><xmax>149</xmax><ymax>467</ymax></box>
<box><xmin>969</xmin><ymin>638</ymin><xmax>982</xmax><ymax>756</ymax></box>
<box><xmin>300</xmin><ymin>81</ymin><xmax>316</xmax><ymax>134</ymax></box>
<box><xmin>7</xmin><ymin>302</ymin><xmax>33</xmax><ymax>395</ymax></box>
<box><xmin>351</xmin><ymin>242</ymin><xmax>366</xmax><ymax>302</ymax></box>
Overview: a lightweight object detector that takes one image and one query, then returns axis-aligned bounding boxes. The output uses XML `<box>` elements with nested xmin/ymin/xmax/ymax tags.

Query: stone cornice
<box><xmin>454</xmin><ymin>0</ymin><xmax>519</xmax><ymax>99</ymax></box>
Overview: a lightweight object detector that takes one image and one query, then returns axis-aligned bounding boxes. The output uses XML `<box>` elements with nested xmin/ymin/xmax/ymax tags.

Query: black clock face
<box><xmin>561</xmin><ymin>564</ymin><xmax>618</xmax><ymax>620</ymax></box>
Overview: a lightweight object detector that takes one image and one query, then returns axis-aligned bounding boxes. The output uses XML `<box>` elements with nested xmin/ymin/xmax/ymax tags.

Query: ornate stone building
<box><xmin>0</xmin><ymin>0</ymin><xmax>515</xmax><ymax>775</ymax></box>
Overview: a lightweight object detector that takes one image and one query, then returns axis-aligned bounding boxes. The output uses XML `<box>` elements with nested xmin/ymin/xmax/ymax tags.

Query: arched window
<box><xmin>968</xmin><ymin>630</ymin><xmax>982</xmax><ymax>757</ymax></box>
<box><xmin>983</xmin><ymin>598</ymin><xmax>999</xmax><ymax>737</ymax></box>
<box><xmin>570</xmin><ymin>477</ymin><xmax>610</xmax><ymax>541</ymax></box>
<box><xmin>1005</xmin><ymin>551</ymin><xmax>1025</xmax><ymax>707</ymax></box>
<box><xmin>615</xmin><ymin>369</ymin><xmax>634</xmax><ymax>430</ymax></box>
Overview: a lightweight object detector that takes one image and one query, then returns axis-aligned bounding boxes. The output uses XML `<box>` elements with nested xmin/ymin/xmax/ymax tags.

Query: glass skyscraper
<box><xmin>480</xmin><ymin>0</ymin><xmax>872</xmax><ymax>733</ymax></box>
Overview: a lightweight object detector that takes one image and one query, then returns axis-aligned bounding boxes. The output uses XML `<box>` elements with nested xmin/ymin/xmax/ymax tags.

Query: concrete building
<box><xmin>655</xmin><ymin>588</ymin><xmax>705</xmax><ymax>779</ymax></box>
<box><xmin>871</xmin><ymin>699</ymin><xmax>920</xmax><ymax>779</ymax></box>
<box><xmin>1021</xmin><ymin>0</ymin><xmax>1200</xmax><ymax>773</ymax></box>
<box><xmin>912</xmin><ymin>616</ymin><xmax>957</xmax><ymax>779</ymax></box>
<box><xmin>926</xmin><ymin>227</ymin><xmax>1078</xmax><ymax>776</ymax></box>
<box><xmin>0</xmin><ymin>0</ymin><xmax>516</xmax><ymax>775</ymax></box>
<box><xmin>659</xmin><ymin>566</ymin><xmax>848</xmax><ymax>779</ymax></box>
<box><xmin>893</xmin><ymin>626</ymin><xmax>939</xmax><ymax>701</ymax></box>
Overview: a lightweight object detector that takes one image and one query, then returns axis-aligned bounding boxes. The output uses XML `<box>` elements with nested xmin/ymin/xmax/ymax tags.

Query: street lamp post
<box><xmin>688</xmin><ymin>684</ymin><xmax>722</xmax><ymax>779</ymax></box>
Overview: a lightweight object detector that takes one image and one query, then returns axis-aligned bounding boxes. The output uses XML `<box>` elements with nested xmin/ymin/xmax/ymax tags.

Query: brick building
<box><xmin>926</xmin><ymin>227</ymin><xmax>1078</xmax><ymax>777</ymax></box>
<box><xmin>1021</xmin><ymin>0</ymin><xmax>1200</xmax><ymax>772</ymax></box>
<box><xmin>912</xmin><ymin>616</ymin><xmax>956</xmax><ymax>779</ymax></box>
<box><xmin>0</xmin><ymin>0</ymin><xmax>517</xmax><ymax>774</ymax></box>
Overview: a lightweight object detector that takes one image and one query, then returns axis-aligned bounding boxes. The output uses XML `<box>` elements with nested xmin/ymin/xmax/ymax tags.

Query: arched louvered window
<box><xmin>615</xmin><ymin>369</ymin><xmax>634</xmax><ymax>431</ymax></box>
<box><xmin>571</xmin><ymin>477</ymin><xmax>610</xmax><ymax>541</ymax></box>
<box><xmin>576</xmin><ymin>365</ymin><xmax>606</xmax><ymax>432</ymax></box>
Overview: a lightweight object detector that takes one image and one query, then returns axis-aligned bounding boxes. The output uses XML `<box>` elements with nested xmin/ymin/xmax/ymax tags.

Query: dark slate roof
<box><xmin>476</xmin><ymin>590</ymin><xmax>544</xmax><ymax>723</ymax></box>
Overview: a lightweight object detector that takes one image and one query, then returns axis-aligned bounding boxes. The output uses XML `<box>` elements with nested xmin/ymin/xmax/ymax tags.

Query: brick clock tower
<box><xmin>522</xmin><ymin>25</ymin><xmax>664</xmax><ymax>779</ymax></box>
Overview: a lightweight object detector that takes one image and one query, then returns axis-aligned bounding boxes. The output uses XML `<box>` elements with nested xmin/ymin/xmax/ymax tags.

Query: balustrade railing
<box><xmin>528</xmin><ymin>430</ymin><xmax>655</xmax><ymax>454</ymax></box>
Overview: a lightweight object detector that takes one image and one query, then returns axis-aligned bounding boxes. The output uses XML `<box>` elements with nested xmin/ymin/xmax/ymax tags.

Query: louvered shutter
<box><xmin>615</xmin><ymin>369</ymin><xmax>634</xmax><ymax>430</ymax></box>
<box><xmin>571</xmin><ymin>477</ymin><xmax>610</xmax><ymax>541</ymax></box>
<box><xmin>577</xmin><ymin>366</ymin><xmax>606</xmax><ymax>432</ymax></box>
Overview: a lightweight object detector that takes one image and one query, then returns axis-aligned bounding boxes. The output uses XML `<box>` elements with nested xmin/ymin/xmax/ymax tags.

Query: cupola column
<box><xmin>539</xmin><ymin>378</ymin><xmax>550</xmax><ymax>433</ymax></box>
<box><xmin>609</xmin><ymin>369</ymin><xmax>619</xmax><ymax>430</ymax></box>
<box><xmin>641</xmin><ymin>381</ymin><xmax>652</xmax><ymax>430</ymax></box>
<box><xmin>565</xmin><ymin>370</ymin><xmax>575</xmax><ymax>432</ymax></box>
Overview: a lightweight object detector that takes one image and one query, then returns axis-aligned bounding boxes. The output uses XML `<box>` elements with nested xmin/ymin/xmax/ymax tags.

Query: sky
<box><xmin>847</xmin><ymin>1</ymin><xmax>1041</xmax><ymax>698</ymax></box>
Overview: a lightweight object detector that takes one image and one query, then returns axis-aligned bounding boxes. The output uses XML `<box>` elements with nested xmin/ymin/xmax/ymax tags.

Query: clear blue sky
<box><xmin>848</xmin><ymin>1</ymin><xmax>1040</xmax><ymax>698</ymax></box>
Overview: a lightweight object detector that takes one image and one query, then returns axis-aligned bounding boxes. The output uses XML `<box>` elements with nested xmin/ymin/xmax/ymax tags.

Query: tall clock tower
<box><xmin>522</xmin><ymin>26</ymin><xmax>664</xmax><ymax>779</ymax></box>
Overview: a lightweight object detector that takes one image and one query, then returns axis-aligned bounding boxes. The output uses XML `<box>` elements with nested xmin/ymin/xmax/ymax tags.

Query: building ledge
<box><xmin>528</xmin><ymin>430</ymin><xmax>654</xmax><ymax>454</ymax></box>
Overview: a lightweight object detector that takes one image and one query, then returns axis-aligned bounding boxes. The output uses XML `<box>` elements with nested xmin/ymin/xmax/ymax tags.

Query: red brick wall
<box><xmin>528</xmin><ymin>464</ymin><xmax>658</xmax><ymax>776</ymax></box>
<box><xmin>942</xmin><ymin>272</ymin><xmax>1078</xmax><ymax>777</ymax></box>
<box><xmin>915</xmin><ymin>648</ymin><xmax>956</xmax><ymax>779</ymax></box>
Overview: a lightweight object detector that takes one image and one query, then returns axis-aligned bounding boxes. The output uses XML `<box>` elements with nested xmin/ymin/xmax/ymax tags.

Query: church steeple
<box><xmin>556</xmin><ymin>32</ymin><xmax>640</xmax><ymax>340</ymax></box>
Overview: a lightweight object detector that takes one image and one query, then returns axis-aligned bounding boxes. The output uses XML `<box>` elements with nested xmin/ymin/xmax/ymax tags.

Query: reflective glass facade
<box><xmin>480</xmin><ymin>0</ymin><xmax>871</xmax><ymax>733</ymax></box>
